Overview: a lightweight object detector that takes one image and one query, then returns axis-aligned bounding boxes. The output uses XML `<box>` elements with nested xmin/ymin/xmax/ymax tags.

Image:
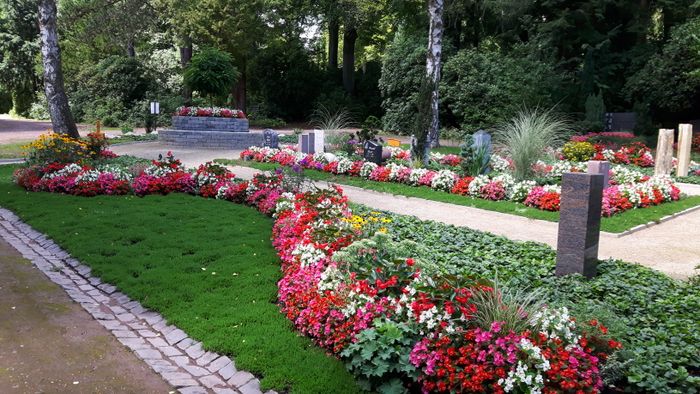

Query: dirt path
<box><xmin>0</xmin><ymin>238</ymin><xmax>172</xmax><ymax>393</ymax></box>
<box><xmin>112</xmin><ymin>142</ymin><xmax>700</xmax><ymax>279</ymax></box>
<box><xmin>0</xmin><ymin>115</ymin><xmax>95</xmax><ymax>143</ymax></box>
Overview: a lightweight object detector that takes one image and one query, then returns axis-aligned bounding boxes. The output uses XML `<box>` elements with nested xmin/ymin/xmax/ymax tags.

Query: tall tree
<box><xmin>425</xmin><ymin>0</ymin><xmax>444</xmax><ymax>153</ymax></box>
<box><xmin>38</xmin><ymin>0</ymin><xmax>78</xmax><ymax>137</ymax></box>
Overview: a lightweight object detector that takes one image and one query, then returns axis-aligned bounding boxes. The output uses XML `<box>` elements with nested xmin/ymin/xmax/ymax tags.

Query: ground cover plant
<box><xmin>0</xmin><ymin>164</ymin><xmax>360</xmax><ymax>393</ymax></box>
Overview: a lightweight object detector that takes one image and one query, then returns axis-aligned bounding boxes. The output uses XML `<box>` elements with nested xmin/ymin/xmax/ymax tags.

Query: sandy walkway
<box><xmin>113</xmin><ymin>142</ymin><xmax>700</xmax><ymax>279</ymax></box>
<box><xmin>0</xmin><ymin>238</ymin><xmax>171</xmax><ymax>393</ymax></box>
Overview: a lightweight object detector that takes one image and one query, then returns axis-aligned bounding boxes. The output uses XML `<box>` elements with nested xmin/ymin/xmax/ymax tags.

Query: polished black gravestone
<box><xmin>364</xmin><ymin>140</ymin><xmax>383</xmax><ymax>164</ymax></box>
<box><xmin>555</xmin><ymin>172</ymin><xmax>604</xmax><ymax>278</ymax></box>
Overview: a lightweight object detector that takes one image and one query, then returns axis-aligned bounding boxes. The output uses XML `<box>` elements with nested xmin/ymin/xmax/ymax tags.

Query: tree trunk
<box><xmin>328</xmin><ymin>17</ymin><xmax>339</xmax><ymax>70</ymax></box>
<box><xmin>233</xmin><ymin>60</ymin><xmax>247</xmax><ymax>113</ymax></box>
<box><xmin>126</xmin><ymin>39</ymin><xmax>136</xmax><ymax>57</ymax></box>
<box><xmin>342</xmin><ymin>26</ymin><xmax>357</xmax><ymax>95</ymax></box>
<box><xmin>179</xmin><ymin>36</ymin><xmax>193</xmax><ymax>103</ymax></box>
<box><xmin>38</xmin><ymin>0</ymin><xmax>79</xmax><ymax>138</ymax></box>
<box><xmin>425</xmin><ymin>0</ymin><xmax>444</xmax><ymax>156</ymax></box>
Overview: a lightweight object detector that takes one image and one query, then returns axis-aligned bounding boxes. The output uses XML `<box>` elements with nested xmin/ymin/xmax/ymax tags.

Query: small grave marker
<box><xmin>363</xmin><ymin>140</ymin><xmax>383</xmax><ymax>164</ymax></box>
<box><xmin>654</xmin><ymin>129</ymin><xmax>675</xmax><ymax>176</ymax></box>
<box><xmin>471</xmin><ymin>130</ymin><xmax>492</xmax><ymax>171</ymax></box>
<box><xmin>263</xmin><ymin>129</ymin><xmax>279</xmax><ymax>149</ymax></box>
<box><xmin>313</xmin><ymin>129</ymin><xmax>325</xmax><ymax>153</ymax></box>
<box><xmin>556</xmin><ymin>172</ymin><xmax>604</xmax><ymax>278</ymax></box>
<box><xmin>587</xmin><ymin>160</ymin><xmax>610</xmax><ymax>188</ymax></box>
<box><xmin>677</xmin><ymin>124</ymin><xmax>693</xmax><ymax>177</ymax></box>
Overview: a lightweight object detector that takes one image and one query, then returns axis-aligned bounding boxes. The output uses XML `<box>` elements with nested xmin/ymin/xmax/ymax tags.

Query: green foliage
<box><xmin>28</xmin><ymin>93</ymin><xmax>50</xmax><ymax>120</ymax></box>
<box><xmin>341</xmin><ymin>318</ymin><xmax>419</xmax><ymax>394</ymax></box>
<box><xmin>494</xmin><ymin>108</ymin><xmax>571</xmax><ymax>180</ymax></box>
<box><xmin>358</xmin><ymin>115</ymin><xmax>382</xmax><ymax>142</ymax></box>
<box><xmin>459</xmin><ymin>134</ymin><xmax>491</xmax><ymax>176</ymax></box>
<box><xmin>625</xmin><ymin>16</ymin><xmax>700</xmax><ymax>121</ymax></box>
<box><xmin>379</xmin><ymin>31</ymin><xmax>427</xmax><ymax>134</ymax></box>
<box><xmin>562</xmin><ymin>141</ymin><xmax>597</xmax><ymax>162</ymax></box>
<box><xmin>469</xmin><ymin>279</ymin><xmax>543</xmax><ymax>333</ymax></box>
<box><xmin>441</xmin><ymin>49</ymin><xmax>563</xmax><ymax>132</ymax></box>
<box><xmin>10</xmin><ymin>89</ymin><xmax>34</xmax><ymax>117</ymax></box>
<box><xmin>184</xmin><ymin>48</ymin><xmax>239</xmax><ymax>103</ymax></box>
<box><xmin>0</xmin><ymin>86</ymin><xmax>11</xmax><ymax>113</ymax></box>
<box><xmin>584</xmin><ymin>93</ymin><xmax>605</xmax><ymax>130</ymax></box>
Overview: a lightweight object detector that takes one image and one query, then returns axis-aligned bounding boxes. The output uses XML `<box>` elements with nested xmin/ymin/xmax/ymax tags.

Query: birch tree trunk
<box><xmin>38</xmin><ymin>0</ymin><xmax>79</xmax><ymax>138</ymax></box>
<box><xmin>425</xmin><ymin>0</ymin><xmax>444</xmax><ymax>157</ymax></box>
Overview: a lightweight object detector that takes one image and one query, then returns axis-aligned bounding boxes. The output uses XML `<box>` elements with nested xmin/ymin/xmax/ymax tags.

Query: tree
<box><xmin>425</xmin><ymin>0</ymin><xmax>444</xmax><ymax>157</ymax></box>
<box><xmin>183</xmin><ymin>48</ymin><xmax>239</xmax><ymax>105</ymax></box>
<box><xmin>0</xmin><ymin>0</ymin><xmax>41</xmax><ymax>116</ymax></box>
<box><xmin>38</xmin><ymin>0</ymin><xmax>79</xmax><ymax>137</ymax></box>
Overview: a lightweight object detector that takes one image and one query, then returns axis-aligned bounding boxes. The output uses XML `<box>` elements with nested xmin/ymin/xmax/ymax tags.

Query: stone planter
<box><xmin>171</xmin><ymin>116</ymin><xmax>249</xmax><ymax>132</ymax></box>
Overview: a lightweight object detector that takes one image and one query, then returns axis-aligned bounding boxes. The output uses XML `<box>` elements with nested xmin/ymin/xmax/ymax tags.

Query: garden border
<box><xmin>0</xmin><ymin>207</ymin><xmax>273</xmax><ymax>394</ymax></box>
<box><xmin>613</xmin><ymin>203</ymin><xmax>700</xmax><ymax>237</ymax></box>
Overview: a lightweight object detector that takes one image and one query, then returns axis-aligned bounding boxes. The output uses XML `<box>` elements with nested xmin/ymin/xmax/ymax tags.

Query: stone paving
<box><xmin>0</xmin><ymin>208</ymin><xmax>272</xmax><ymax>394</ymax></box>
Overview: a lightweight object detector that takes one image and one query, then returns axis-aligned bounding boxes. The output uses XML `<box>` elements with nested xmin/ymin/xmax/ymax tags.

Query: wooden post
<box><xmin>677</xmin><ymin>124</ymin><xmax>693</xmax><ymax>177</ymax></box>
<box><xmin>654</xmin><ymin>129</ymin><xmax>675</xmax><ymax>176</ymax></box>
<box><xmin>96</xmin><ymin>119</ymin><xmax>101</xmax><ymax>135</ymax></box>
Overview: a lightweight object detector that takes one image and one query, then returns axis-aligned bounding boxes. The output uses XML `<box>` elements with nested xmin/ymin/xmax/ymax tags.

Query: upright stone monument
<box><xmin>677</xmin><ymin>124</ymin><xmax>693</xmax><ymax>177</ymax></box>
<box><xmin>654</xmin><ymin>129</ymin><xmax>675</xmax><ymax>176</ymax></box>
<box><xmin>262</xmin><ymin>129</ymin><xmax>279</xmax><ymax>149</ymax></box>
<box><xmin>312</xmin><ymin>129</ymin><xmax>325</xmax><ymax>153</ymax></box>
<box><xmin>587</xmin><ymin>160</ymin><xmax>610</xmax><ymax>188</ymax></box>
<box><xmin>556</xmin><ymin>172</ymin><xmax>604</xmax><ymax>278</ymax></box>
<box><xmin>363</xmin><ymin>140</ymin><xmax>383</xmax><ymax>164</ymax></box>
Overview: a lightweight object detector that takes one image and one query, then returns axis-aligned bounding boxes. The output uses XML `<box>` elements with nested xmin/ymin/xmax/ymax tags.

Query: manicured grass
<box><xmin>0</xmin><ymin>141</ymin><xmax>29</xmax><ymax>159</ymax></box>
<box><xmin>221</xmin><ymin>159</ymin><xmax>700</xmax><ymax>233</ymax></box>
<box><xmin>0</xmin><ymin>165</ymin><xmax>361</xmax><ymax>394</ymax></box>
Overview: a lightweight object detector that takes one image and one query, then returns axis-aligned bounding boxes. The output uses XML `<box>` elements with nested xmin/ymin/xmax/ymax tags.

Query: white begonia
<box><xmin>508</xmin><ymin>180</ymin><xmax>537</xmax><ymax>201</ymax></box>
<box><xmin>41</xmin><ymin>163</ymin><xmax>83</xmax><ymax>180</ymax></box>
<box><xmin>407</xmin><ymin>168</ymin><xmax>429</xmax><ymax>185</ymax></box>
<box><xmin>431</xmin><ymin>169</ymin><xmax>457</xmax><ymax>191</ymax></box>
<box><xmin>291</xmin><ymin>243</ymin><xmax>327</xmax><ymax>268</ymax></box>
<box><xmin>468</xmin><ymin>174</ymin><xmax>490</xmax><ymax>196</ymax></box>
<box><xmin>490</xmin><ymin>154</ymin><xmax>511</xmax><ymax>173</ymax></box>
<box><xmin>360</xmin><ymin>162</ymin><xmax>378</xmax><ymax>178</ymax></box>
<box><xmin>336</xmin><ymin>158</ymin><xmax>353</xmax><ymax>174</ymax></box>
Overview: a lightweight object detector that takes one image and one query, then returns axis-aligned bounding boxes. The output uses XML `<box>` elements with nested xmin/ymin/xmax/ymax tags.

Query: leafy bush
<box><xmin>341</xmin><ymin>318</ymin><xmax>419</xmax><ymax>393</ymax></box>
<box><xmin>28</xmin><ymin>94</ymin><xmax>50</xmax><ymax>120</ymax></box>
<box><xmin>0</xmin><ymin>86</ymin><xmax>11</xmax><ymax>114</ymax></box>
<box><xmin>459</xmin><ymin>134</ymin><xmax>491</xmax><ymax>176</ymax></box>
<box><xmin>184</xmin><ymin>48</ymin><xmax>239</xmax><ymax>104</ymax></box>
<box><xmin>584</xmin><ymin>93</ymin><xmax>605</xmax><ymax>130</ymax></box>
<box><xmin>494</xmin><ymin>108</ymin><xmax>571</xmax><ymax>180</ymax></box>
<box><xmin>441</xmin><ymin>49</ymin><xmax>562</xmax><ymax>132</ymax></box>
<box><xmin>379</xmin><ymin>32</ymin><xmax>427</xmax><ymax>134</ymax></box>
<box><xmin>562</xmin><ymin>141</ymin><xmax>597</xmax><ymax>162</ymax></box>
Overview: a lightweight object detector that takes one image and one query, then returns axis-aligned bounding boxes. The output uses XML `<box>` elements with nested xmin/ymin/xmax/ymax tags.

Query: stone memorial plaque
<box><xmin>654</xmin><ymin>129</ymin><xmax>674</xmax><ymax>176</ymax></box>
<box><xmin>677</xmin><ymin>124</ymin><xmax>693</xmax><ymax>177</ymax></box>
<box><xmin>300</xmin><ymin>134</ymin><xmax>310</xmax><ymax>154</ymax></box>
<box><xmin>471</xmin><ymin>129</ymin><xmax>492</xmax><ymax>172</ymax></box>
<box><xmin>312</xmin><ymin>129</ymin><xmax>325</xmax><ymax>153</ymax></box>
<box><xmin>364</xmin><ymin>141</ymin><xmax>383</xmax><ymax>164</ymax></box>
<box><xmin>556</xmin><ymin>172</ymin><xmax>604</xmax><ymax>278</ymax></box>
<box><xmin>263</xmin><ymin>129</ymin><xmax>279</xmax><ymax>149</ymax></box>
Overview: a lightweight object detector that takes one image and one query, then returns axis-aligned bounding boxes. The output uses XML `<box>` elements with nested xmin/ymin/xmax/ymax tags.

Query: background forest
<box><xmin>1</xmin><ymin>0</ymin><xmax>699</xmax><ymax>138</ymax></box>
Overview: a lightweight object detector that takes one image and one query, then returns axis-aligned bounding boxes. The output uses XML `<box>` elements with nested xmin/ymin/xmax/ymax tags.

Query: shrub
<box><xmin>441</xmin><ymin>49</ymin><xmax>562</xmax><ymax>132</ymax></box>
<box><xmin>494</xmin><ymin>108</ymin><xmax>571</xmax><ymax>180</ymax></box>
<box><xmin>28</xmin><ymin>93</ymin><xmax>50</xmax><ymax>120</ymax></box>
<box><xmin>562</xmin><ymin>141</ymin><xmax>597</xmax><ymax>162</ymax></box>
<box><xmin>459</xmin><ymin>134</ymin><xmax>491</xmax><ymax>176</ymax></box>
<box><xmin>184</xmin><ymin>48</ymin><xmax>239</xmax><ymax>104</ymax></box>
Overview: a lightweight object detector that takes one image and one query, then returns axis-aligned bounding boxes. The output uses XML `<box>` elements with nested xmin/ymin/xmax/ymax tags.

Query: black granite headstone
<box><xmin>555</xmin><ymin>172</ymin><xmax>604</xmax><ymax>278</ymax></box>
<box><xmin>364</xmin><ymin>141</ymin><xmax>383</xmax><ymax>164</ymax></box>
<box><xmin>263</xmin><ymin>129</ymin><xmax>279</xmax><ymax>149</ymax></box>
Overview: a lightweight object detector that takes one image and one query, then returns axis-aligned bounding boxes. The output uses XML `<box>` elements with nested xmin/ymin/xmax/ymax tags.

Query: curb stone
<box><xmin>0</xmin><ymin>207</ymin><xmax>274</xmax><ymax>394</ymax></box>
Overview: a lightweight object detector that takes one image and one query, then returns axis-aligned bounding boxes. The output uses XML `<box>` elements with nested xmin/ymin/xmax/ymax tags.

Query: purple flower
<box><xmin>292</xmin><ymin>163</ymin><xmax>302</xmax><ymax>174</ymax></box>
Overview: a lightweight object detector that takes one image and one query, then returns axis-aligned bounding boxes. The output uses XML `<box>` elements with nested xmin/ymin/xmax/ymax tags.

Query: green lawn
<box><xmin>0</xmin><ymin>165</ymin><xmax>361</xmax><ymax>394</ymax></box>
<box><xmin>0</xmin><ymin>141</ymin><xmax>28</xmax><ymax>159</ymax></box>
<box><xmin>220</xmin><ymin>159</ymin><xmax>700</xmax><ymax>234</ymax></box>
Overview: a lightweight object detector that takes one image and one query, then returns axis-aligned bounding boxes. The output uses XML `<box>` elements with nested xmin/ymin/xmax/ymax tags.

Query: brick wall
<box><xmin>158</xmin><ymin>130</ymin><xmax>262</xmax><ymax>149</ymax></box>
<box><xmin>171</xmin><ymin>116</ymin><xmax>249</xmax><ymax>132</ymax></box>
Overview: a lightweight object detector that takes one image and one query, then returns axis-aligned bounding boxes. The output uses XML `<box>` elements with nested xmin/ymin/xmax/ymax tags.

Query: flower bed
<box><xmin>12</xmin><ymin>152</ymin><xmax>622</xmax><ymax>393</ymax></box>
<box><xmin>176</xmin><ymin>106</ymin><xmax>246</xmax><ymax>118</ymax></box>
<box><xmin>240</xmin><ymin>146</ymin><xmax>682</xmax><ymax>216</ymax></box>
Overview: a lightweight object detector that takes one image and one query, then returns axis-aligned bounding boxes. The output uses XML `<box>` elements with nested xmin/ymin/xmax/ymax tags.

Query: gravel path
<box><xmin>0</xmin><ymin>237</ymin><xmax>172</xmax><ymax>393</ymax></box>
<box><xmin>113</xmin><ymin>142</ymin><xmax>700</xmax><ymax>279</ymax></box>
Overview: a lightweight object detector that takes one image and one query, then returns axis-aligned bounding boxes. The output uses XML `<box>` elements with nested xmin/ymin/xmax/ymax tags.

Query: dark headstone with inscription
<box><xmin>364</xmin><ymin>140</ymin><xmax>383</xmax><ymax>164</ymax></box>
<box><xmin>556</xmin><ymin>172</ymin><xmax>604</xmax><ymax>278</ymax></box>
<box><xmin>604</xmin><ymin>112</ymin><xmax>637</xmax><ymax>132</ymax></box>
<box><xmin>263</xmin><ymin>129</ymin><xmax>279</xmax><ymax>149</ymax></box>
